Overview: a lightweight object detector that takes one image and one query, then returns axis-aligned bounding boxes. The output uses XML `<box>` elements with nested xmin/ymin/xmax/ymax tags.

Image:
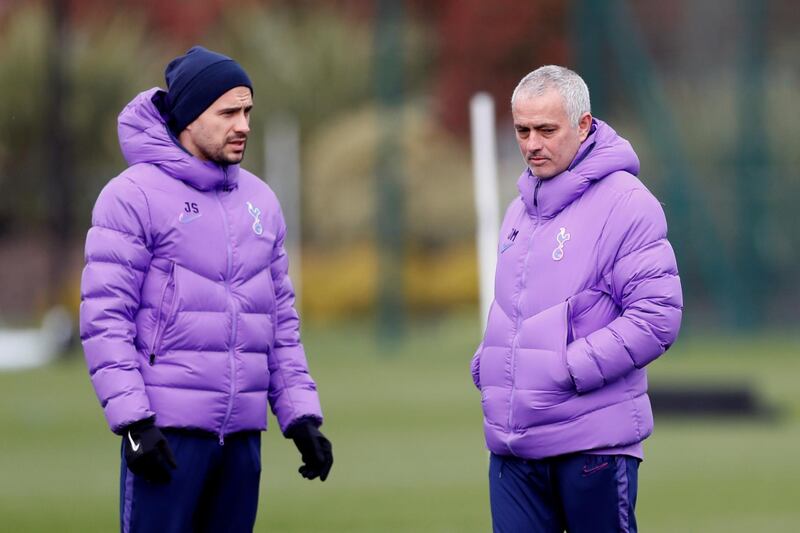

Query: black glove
<box><xmin>122</xmin><ymin>418</ymin><xmax>177</xmax><ymax>483</ymax></box>
<box><xmin>286</xmin><ymin>418</ymin><xmax>333</xmax><ymax>481</ymax></box>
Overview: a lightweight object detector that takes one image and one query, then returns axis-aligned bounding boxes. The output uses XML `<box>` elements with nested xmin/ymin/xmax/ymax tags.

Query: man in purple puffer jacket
<box><xmin>80</xmin><ymin>46</ymin><xmax>332</xmax><ymax>532</ymax></box>
<box><xmin>471</xmin><ymin>66</ymin><xmax>682</xmax><ymax>532</ymax></box>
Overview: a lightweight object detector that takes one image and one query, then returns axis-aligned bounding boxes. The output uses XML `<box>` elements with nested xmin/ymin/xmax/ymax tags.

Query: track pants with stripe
<box><xmin>120</xmin><ymin>429</ymin><xmax>261</xmax><ymax>533</ymax></box>
<box><xmin>489</xmin><ymin>452</ymin><xmax>639</xmax><ymax>533</ymax></box>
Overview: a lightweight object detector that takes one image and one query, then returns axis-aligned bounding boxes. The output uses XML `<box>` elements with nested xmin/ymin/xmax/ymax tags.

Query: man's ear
<box><xmin>577</xmin><ymin>112</ymin><xmax>592</xmax><ymax>142</ymax></box>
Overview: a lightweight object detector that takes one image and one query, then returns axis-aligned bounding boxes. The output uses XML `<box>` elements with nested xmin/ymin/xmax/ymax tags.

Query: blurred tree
<box><xmin>207</xmin><ymin>3</ymin><xmax>378</xmax><ymax>147</ymax></box>
<box><xmin>303</xmin><ymin>104</ymin><xmax>475</xmax><ymax>247</ymax></box>
<box><xmin>422</xmin><ymin>0</ymin><xmax>568</xmax><ymax>133</ymax></box>
<box><xmin>0</xmin><ymin>3</ymin><xmax>49</xmax><ymax>234</ymax></box>
<box><xmin>1</xmin><ymin>0</ymin><xmax>797</xmax><ymax>327</ymax></box>
<box><xmin>0</xmin><ymin>3</ymin><xmax>164</xmax><ymax>233</ymax></box>
<box><xmin>67</xmin><ymin>0</ymin><xmax>250</xmax><ymax>45</ymax></box>
<box><xmin>44</xmin><ymin>0</ymin><xmax>72</xmax><ymax>305</ymax></box>
<box><xmin>0</xmin><ymin>2</ymin><xmax>163</xmax><ymax>314</ymax></box>
<box><xmin>203</xmin><ymin>1</ymin><xmax>429</xmax><ymax>215</ymax></box>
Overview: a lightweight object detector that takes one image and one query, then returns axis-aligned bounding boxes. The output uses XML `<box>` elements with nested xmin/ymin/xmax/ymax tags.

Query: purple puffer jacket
<box><xmin>471</xmin><ymin>119</ymin><xmax>682</xmax><ymax>459</ymax></box>
<box><xmin>80</xmin><ymin>88</ymin><xmax>322</xmax><ymax>439</ymax></box>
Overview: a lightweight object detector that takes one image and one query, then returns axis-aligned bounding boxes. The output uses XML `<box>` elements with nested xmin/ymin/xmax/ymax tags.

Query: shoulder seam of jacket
<box><xmin>85</xmin><ymin>257</ymin><xmax>147</xmax><ymax>273</ymax></box>
<box><xmin>121</xmin><ymin>174</ymin><xmax>153</xmax><ymax>249</ymax></box>
<box><xmin>613</xmin><ymin>236</ymin><xmax>670</xmax><ymax>273</ymax></box>
<box><xmin>602</xmin><ymin>188</ymin><xmax>666</xmax><ymax>300</ymax></box>
<box><xmin>595</xmin><ymin>187</ymin><xmax>637</xmax><ymax>294</ymax></box>
<box><xmin>624</xmin><ymin>287</ymin><xmax>683</xmax><ymax>313</ymax></box>
<box><xmin>90</xmin><ymin>222</ymin><xmax>148</xmax><ymax>247</ymax></box>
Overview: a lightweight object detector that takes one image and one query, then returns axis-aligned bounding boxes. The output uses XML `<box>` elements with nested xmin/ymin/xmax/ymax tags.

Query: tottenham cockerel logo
<box><xmin>552</xmin><ymin>227</ymin><xmax>570</xmax><ymax>261</ymax></box>
<box><xmin>246</xmin><ymin>201</ymin><xmax>263</xmax><ymax>236</ymax></box>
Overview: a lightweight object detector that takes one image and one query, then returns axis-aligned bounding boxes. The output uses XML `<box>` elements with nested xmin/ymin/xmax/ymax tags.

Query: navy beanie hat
<box><xmin>164</xmin><ymin>46</ymin><xmax>252</xmax><ymax>134</ymax></box>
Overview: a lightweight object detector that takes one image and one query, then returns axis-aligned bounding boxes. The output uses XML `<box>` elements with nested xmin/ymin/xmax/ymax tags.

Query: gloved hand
<box><xmin>285</xmin><ymin>418</ymin><xmax>333</xmax><ymax>481</ymax></box>
<box><xmin>122</xmin><ymin>417</ymin><xmax>177</xmax><ymax>483</ymax></box>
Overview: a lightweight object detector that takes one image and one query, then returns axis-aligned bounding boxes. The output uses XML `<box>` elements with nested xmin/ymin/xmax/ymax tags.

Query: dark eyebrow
<box><xmin>219</xmin><ymin>104</ymin><xmax>253</xmax><ymax>114</ymax></box>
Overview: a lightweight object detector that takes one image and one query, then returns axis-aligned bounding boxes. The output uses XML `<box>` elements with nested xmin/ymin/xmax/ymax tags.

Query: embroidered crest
<box><xmin>246</xmin><ymin>201</ymin><xmax>263</xmax><ymax>235</ymax></box>
<box><xmin>551</xmin><ymin>227</ymin><xmax>570</xmax><ymax>261</ymax></box>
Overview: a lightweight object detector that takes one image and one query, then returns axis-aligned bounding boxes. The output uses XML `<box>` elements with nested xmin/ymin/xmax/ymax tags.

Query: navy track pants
<box><xmin>489</xmin><ymin>452</ymin><xmax>639</xmax><ymax>533</ymax></box>
<box><xmin>120</xmin><ymin>429</ymin><xmax>261</xmax><ymax>533</ymax></box>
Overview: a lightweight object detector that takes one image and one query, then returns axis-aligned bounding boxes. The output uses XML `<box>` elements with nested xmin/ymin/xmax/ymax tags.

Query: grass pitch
<box><xmin>0</xmin><ymin>313</ymin><xmax>797</xmax><ymax>532</ymax></box>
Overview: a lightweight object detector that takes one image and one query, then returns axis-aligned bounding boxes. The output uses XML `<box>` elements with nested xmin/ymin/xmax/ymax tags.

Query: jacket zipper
<box><xmin>149</xmin><ymin>261</ymin><xmax>176</xmax><ymax>365</ymax></box>
<box><xmin>216</xmin><ymin>179</ymin><xmax>238</xmax><ymax>445</ymax></box>
<box><xmin>506</xmin><ymin>204</ymin><xmax>541</xmax><ymax>452</ymax></box>
<box><xmin>533</xmin><ymin>178</ymin><xmax>542</xmax><ymax>210</ymax></box>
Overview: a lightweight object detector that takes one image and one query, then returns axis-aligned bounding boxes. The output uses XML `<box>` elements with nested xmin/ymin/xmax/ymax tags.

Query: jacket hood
<box><xmin>518</xmin><ymin>118</ymin><xmax>640</xmax><ymax>217</ymax></box>
<box><xmin>117</xmin><ymin>87</ymin><xmax>240</xmax><ymax>191</ymax></box>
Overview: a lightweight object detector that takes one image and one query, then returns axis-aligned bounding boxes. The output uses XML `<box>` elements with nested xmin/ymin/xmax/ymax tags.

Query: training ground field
<box><xmin>1</xmin><ymin>313</ymin><xmax>798</xmax><ymax>532</ymax></box>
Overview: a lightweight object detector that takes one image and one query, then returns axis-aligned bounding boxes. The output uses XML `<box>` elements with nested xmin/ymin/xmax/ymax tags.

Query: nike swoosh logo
<box><xmin>179</xmin><ymin>212</ymin><xmax>202</xmax><ymax>224</ymax></box>
<box><xmin>127</xmin><ymin>431</ymin><xmax>141</xmax><ymax>452</ymax></box>
<box><xmin>582</xmin><ymin>461</ymin><xmax>609</xmax><ymax>476</ymax></box>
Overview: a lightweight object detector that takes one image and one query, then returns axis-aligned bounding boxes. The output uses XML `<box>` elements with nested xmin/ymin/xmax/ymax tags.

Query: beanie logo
<box><xmin>246</xmin><ymin>202</ymin><xmax>263</xmax><ymax>236</ymax></box>
<box><xmin>552</xmin><ymin>227</ymin><xmax>570</xmax><ymax>261</ymax></box>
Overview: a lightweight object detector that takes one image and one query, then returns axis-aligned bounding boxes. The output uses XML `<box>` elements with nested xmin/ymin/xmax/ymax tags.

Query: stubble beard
<box><xmin>201</xmin><ymin>139</ymin><xmax>247</xmax><ymax>166</ymax></box>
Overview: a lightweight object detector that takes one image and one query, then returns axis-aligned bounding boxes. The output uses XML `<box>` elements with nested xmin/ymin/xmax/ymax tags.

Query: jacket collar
<box><xmin>518</xmin><ymin>118</ymin><xmax>640</xmax><ymax>218</ymax></box>
<box><xmin>117</xmin><ymin>88</ymin><xmax>240</xmax><ymax>191</ymax></box>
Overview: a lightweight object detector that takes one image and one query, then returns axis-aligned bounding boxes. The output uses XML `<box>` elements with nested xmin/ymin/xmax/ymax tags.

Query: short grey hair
<box><xmin>511</xmin><ymin>65</ymin><xmax>591</xmax><ymax>126</ymax></box>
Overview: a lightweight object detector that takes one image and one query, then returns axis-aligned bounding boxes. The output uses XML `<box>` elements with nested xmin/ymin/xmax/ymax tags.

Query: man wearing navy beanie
<box><xmin>164</xmin><ymin>46</ymin><xmax>253</xmax><ymax>136</ymax></box>
<box><xmin>81</xmin><ymin>46</ymin><xmax>332</xmax><ymax>532</ymax></box>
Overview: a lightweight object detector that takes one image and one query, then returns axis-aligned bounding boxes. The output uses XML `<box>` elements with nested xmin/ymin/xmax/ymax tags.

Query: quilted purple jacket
<box><xmin>472</xmin><ymin>119</ymin><xmax>682</xmax><ymax>459</ymax></box>
<box><xmin>80</xmin><ymin>88</ymin><xmax>322</xmax><ymax>439</ymax></box>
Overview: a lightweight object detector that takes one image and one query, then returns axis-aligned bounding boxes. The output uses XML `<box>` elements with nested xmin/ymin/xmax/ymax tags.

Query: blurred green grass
<box><xmin>1</xmin><ymin>313</ymin><xmax>798</xmax><ymax>532</ymax></box>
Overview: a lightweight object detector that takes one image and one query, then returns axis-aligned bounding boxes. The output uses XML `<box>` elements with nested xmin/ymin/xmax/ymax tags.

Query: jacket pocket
<box><xmin>513</xmin><ymin>300</ymin><xmax>574</xmax><ymax>395</ymax></box>
<box><xmin>149</xmin><ymin>261</ymin><xmax>178</xmax><ymax>365</ymax></box>
<box><xmin>566</xmin><ymin>287</ymin><xmax>619</xmax><ymax>345</ymax></box>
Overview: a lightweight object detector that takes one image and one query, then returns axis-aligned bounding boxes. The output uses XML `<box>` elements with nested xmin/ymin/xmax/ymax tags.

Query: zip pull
<box><xmin>533</xmin><ymin>179</ymin><xmax>543</xmax><ymax>208</ymax></box>
<box><xmin>221</xmin><ymin>166</ymin><xmax>232</xmax><ymax>192</ymax></box>
<box><xmin>149</xmin><ymin>353</ymin><xmax>156</xmax><ymax>366</ymax></box>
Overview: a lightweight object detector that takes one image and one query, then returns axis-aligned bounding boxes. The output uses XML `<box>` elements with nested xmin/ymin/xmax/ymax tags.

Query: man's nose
<box><xmin>234</xmin><ymin>114</ymin><xmax>250</xmax><ymax>135</ymax></box>
<box><xmin>525</xmin><ymin>134</ymin><xmax>542</xmax><ymax>153</ymax></box>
